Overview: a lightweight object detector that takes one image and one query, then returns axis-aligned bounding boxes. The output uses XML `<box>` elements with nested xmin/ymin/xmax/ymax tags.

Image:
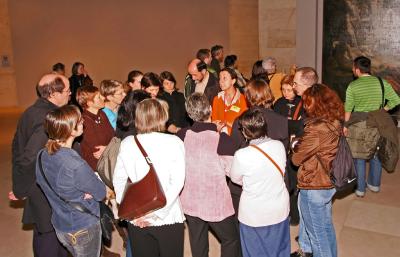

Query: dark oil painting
<box><xmin>322</xmin><ymin>0</ymin><xmax>400</xmax><ymax>101</ymax></box>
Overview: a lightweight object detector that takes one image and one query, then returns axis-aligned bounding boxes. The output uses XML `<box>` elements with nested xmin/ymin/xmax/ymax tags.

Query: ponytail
<box><xmin>44</xmin><ymin>105</ymin><xmax>81</xmax><ymax>155</ymax></box>
<box><xmin>45</xmin><ymin>139</ymin><xmax>61</xmax><ymax>155</ymax></box>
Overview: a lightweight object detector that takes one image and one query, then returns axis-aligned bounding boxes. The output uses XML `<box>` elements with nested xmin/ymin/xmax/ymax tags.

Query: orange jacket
<box><xmin>211</xmin><ymin>90</ymin><xmax>248</xmax><ymax>135</ymax></box>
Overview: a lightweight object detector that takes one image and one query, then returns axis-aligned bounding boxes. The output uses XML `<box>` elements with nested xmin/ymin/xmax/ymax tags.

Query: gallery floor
<box><xmin>1</xmin><ymin>108</ymin><xmax>399</xmax><ymax>257</ymax></box>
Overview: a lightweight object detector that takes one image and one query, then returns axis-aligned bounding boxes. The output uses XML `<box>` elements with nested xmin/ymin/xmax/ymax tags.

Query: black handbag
<box><xmin>38</xmin><ymin>151</ymin><xmax>115</xmax><ymax>245</ymax></box>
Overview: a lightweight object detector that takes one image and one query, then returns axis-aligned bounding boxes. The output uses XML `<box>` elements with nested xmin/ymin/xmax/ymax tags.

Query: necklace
<box><xmin>85</xmin><ymin>112</ymin><xmax>102</xmax><ymax>124</ymax></box>
<box><xmin>224</xmin><ymin>89</ymin><xmax>238</xmax><ymax>110</ymax></box>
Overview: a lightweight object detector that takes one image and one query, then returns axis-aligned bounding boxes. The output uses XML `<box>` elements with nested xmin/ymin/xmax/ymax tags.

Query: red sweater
<box><xmin>80</xmin><ymin>109</ymin><xmax>115</xmax><ymax>171</ymax></box>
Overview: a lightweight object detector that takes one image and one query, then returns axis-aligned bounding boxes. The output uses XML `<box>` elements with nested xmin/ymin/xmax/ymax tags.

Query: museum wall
<box><xmin>259</xmin><ymin>0</ymin><xmax>296</xmax><ymax>74</ymax></box>
<box><xmin>0</xmin><ymin>0</ymin><xmax>18</xmax><ymax>107</ymax></box>
<box><xmin>6</xmin><ymin>0</ymin><xmax>229</xmax><ymax>107</ymax></box>
<box><xmin>0</xmin><ymin>0</ymin><xmax>335</xmax><ymax>108</ymax></box>
<box><xmin>229</xmin><ymin>0</ymin><xmax>259</xmax><ymax>78</ymax></box>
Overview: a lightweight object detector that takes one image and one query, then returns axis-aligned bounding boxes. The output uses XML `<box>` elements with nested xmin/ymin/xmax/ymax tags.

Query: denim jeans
<box><xmin>298</xmin><ymin>188</ymin><xmax>337</xmax><ymax>257</ymax></box>
<box><xmin>354</xmin><ymin>154</ymin><xmax>382</xmax><ymax>192</ymax></box>
<box><xmin>56</xmin><ymin>222</ymin><xmax>102</xmax><ymax>257</ymax></box>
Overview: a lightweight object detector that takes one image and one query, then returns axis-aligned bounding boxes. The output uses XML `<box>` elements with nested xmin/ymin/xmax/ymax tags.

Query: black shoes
<box><xmin>290</xmin><ymin>250</ymin><xmax>313</xmax><ymax>257</ymax></box>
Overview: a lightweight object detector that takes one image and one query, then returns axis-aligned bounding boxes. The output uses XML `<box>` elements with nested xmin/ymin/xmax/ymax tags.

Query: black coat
<box><xmin>12</xmin><ymin>98</ymin><xmax>58</xmax><ymax>233</ymax></box>
<box><xmin>158</xmin><ymin>91</ymin><xmax>191</xmax><ymax>129</ymax></box>
<box><xmin>219</xmin><ymin>107</ymin><xmax>289</xmax><ymax>156</ymax></box>
<box><xmin>184</xmin><ymin>72</ymin><xmax>220</xmax><ymax>104</ymax></box>
<box><xmin>69</xmin><ymin>74</ymin><xmax>93</xmax><ymax>105</ymax></box>
<box><xmin>273</xmin><ymin>96</ymin><xmax>304</xmax><ymax>137</ymax></box>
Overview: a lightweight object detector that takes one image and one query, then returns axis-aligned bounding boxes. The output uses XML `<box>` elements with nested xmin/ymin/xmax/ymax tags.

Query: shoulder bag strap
<box><xmin>292</xmin><ymin>100</ymin><xmax>303</xmax><ymax>120</ymax></box>
<box><xmin>377</xmin><ymin>76</ymin><xmax>385</xmax><ymax>109</ymax></box>
<box><xmin>250</xmin><ymin>144</ymin><xmax>284</xmax><ymax>177</ymax></box>
<box><xmin>38</xmin><ymin>151</ymin><xmax>95</xmax><ymax>216</ymax></box>
<box><xmin>134</xmin><ymin>135</ymin><xmax>154</xmax><ymax>168</ymax></box>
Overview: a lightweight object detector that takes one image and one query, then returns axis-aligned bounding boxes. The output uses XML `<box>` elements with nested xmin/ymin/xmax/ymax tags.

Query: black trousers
<box><xmin>185</xmin><ymin>215</ymin><xmax>241</xmax><ymax>257</ymax></box>
<box><xmin>33</xmin><ymin>226</ymin><xmax>68</xmax><ymax>257</ymax></box>
<box><xmin>127</xmin><ymin>222</ymin><xmax>184</xmax><ymax>257</ymax></box>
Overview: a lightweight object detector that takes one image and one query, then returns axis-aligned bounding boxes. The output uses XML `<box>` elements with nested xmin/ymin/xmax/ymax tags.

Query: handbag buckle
<box><xmin>145</xmin><ymin>157</ymin><xmax>152</xmax><ymax>164</ymax></box>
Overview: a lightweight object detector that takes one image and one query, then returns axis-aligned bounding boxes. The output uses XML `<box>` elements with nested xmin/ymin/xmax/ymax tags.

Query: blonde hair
<box><xmin>44</xmin><ymin>105</ymin><xmax>81</xmax><ymax>155</ymax></box>
<box><xmin>135</xmin><ymin>99</ymin><xmax>169</xmax><ymax>134</ymax></box>
<box><xmin>100</xmin><ymin>79</ymin><xmax>123</xmax><ymax>98</ymax></box>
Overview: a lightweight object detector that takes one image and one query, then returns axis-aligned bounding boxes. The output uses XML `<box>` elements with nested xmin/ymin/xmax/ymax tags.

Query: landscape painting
<box><xmin>322</xmin><ymin>0</ymin><xmax>400</xmax><ymax>101</ymax></box>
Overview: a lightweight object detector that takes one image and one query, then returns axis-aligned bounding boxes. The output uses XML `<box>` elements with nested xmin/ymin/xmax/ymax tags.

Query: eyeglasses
<box><xmin>114</xmin><ymin>91</ymin><xmax>126</xmax><ymax>96</ymax></box>
<box><xmin>62</xmin><ymin>88</ymin><xmax>71</xmax><ymax>93</ymax></box>
<box><xmin>292</xmin><ymin>81</ymin><xmax>306</xmax><ymax>88</ymax></box>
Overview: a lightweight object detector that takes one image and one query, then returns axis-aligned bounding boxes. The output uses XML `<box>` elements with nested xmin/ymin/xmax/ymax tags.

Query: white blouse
<box><xmin>113</xmin><ymin>132</ymin><xmax>186</xmax><ymax>226</ymax></box>
<box><xmin>230</xmin><ymin>138</ymin><xmax>289</xmax><ymax>227</ymax></box>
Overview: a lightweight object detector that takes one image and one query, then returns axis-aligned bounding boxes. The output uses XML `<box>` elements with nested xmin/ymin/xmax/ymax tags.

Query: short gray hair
<box><xmin>185</xmin><ymin>93</ymin><xmax>211</xmax><ymax>122</ymax></box>
<box><xmin>262</xmin><ymin>57</ymin><xmax>276</xmax><ymax>71</ymax></box>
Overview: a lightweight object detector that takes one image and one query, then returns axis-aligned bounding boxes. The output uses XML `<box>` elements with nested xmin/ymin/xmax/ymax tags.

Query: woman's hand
<box><xmin>106</xmin><ymin>187</ymin><xmax>115</xmax><ymax>200</ymax></box>
<box><xmin>213</xmin><ymin>120</ymin><xmax>226</xmax><ymax>133</ymax></box>
<box><xmin>93</xmin><ymin>145</ymin><xmax>106</xmax><ymax>159</ymax></box>
<box><xmin>133</xmin><ymin>213</ymin><xmax>158</xmax><ymax>228</ymax></box>
<box><xmin>167</xmin><ymin>124</ymin><xmax>180</xmax><ymax>134</ymax></box>
<box><xmin>83</xmin><ymin>193</ymin><xmax>93</xmax><ymax>200</ymax></box>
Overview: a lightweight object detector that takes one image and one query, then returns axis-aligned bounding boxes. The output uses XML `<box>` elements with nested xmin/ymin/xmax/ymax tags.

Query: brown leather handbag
<box><xmin>118</xmin><ymin>136</ymin><xmax>166</xmax><ymax>220</ymax></box>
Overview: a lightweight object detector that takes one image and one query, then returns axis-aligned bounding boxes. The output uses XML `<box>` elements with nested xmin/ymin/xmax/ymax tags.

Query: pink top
<box><xmin>180</xmin><ymin>130</ymin><xmax>235</xmax><ymax>222</ymax></box>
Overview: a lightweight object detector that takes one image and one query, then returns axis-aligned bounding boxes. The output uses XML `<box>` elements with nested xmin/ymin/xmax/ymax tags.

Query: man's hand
<box><xmin>8</xmin><ymin>191</ymin><xmax>20</xmax><ymax>201</ymax></box>
<box><xmin>343</xmin><ymin>127</ymin><xmax>349</xmax><ymax>137</ymax></box>
<box><xmin>93</xmin><ymin>145</ymin><xmax>106</xmax><ymax>159</ymax></box>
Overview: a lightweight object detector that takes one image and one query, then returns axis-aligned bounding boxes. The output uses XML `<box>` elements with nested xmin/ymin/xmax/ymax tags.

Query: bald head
<box><xmin>37</xmin><ymin>73</ymin><xmax>70</xmax><ymax>106</ymax></box>
<box><xmin>38</xmin><ymin>73</ymin><xmax>65</xmax><ymax>87</ymax></box>
<box><xmin>293</xmin><ymin>67</ymin><xmax>319</xmax><ymax>96</ymax></box>
<box><xmin>188</xmin><ymin>58</ymin><xmax>206</xmax><ymax>82</ymax></box>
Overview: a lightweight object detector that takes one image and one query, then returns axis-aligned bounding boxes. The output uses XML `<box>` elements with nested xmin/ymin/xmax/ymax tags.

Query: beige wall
<box><xmin>0</xmin><ymin>0</ymin><xmax>18</xmax><ymax>107</ymax></box>
<box><xmin>259</xmin><ymin>0</ymin><xmax>296</xmax><ymax>74</ymax></box>
<box><xmin>295</xmin><ymin>0</ymin><xmax>323</xmax><ymax>78</ymax></box>
<box><xmin>7</xmin><ymin>0</ymin><xmax>229</xmax><ymax>107</ymax></box>
<box><xmin>1</xmin><ymin>0</ymin><xmax>325</xmax><ymax>107</ymax></box>
<box><xmin>229</xmin><ymin>0</ymin><xmax>259</xmax><ymax>78</ymax></box>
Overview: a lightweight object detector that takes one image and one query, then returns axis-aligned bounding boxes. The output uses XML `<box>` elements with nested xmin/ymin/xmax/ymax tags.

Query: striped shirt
<box><xmin>345</xmin><ymin>76</ymin><xmax>400</xmax><ymax>112</ymax></box>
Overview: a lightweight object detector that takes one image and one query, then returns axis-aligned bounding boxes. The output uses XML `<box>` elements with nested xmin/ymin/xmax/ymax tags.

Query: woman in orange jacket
<box><xmin>211</xmin><ymin>68</ymin><xmax>247</xmax><ymax>135</ymax></box>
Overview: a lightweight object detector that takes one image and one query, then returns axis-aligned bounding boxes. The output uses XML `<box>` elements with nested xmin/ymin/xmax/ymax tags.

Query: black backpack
<box><xmin>330</xmin><ymin>136</ymin><xmax>357</xmax><ymax>191</ymax></box>
<box><xmin>317</xmin><ymin>134</ymin><xmax>357</xmax><ymax>191</ymax></box>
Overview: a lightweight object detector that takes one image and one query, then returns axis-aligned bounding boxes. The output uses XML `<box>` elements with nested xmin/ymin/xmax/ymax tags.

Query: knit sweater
<box><xmin>345</xmin><ymin>76</ymin><xmax>400</xmax><ymax>112</ymax></box>
<box><xmin>80</xmin><ymin>110</ymin><xmax>115</xmax><ymax>171</ymax></box>
<box><xmin>178</xmin><ymin>122</ymin><xmax>234</xmax><ymax>222</ymax></box>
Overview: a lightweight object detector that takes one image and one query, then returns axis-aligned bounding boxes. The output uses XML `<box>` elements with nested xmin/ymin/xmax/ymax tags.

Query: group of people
<box><xmin>10</xmin><ymin>45</ymin><xmax>400</xmax><ymax>257</ymax></box>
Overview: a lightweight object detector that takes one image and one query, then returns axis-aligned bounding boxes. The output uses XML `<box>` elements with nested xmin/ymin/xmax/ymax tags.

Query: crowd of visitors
<box><xmin>9</xmin><ymin>44</ymin><xmax>400</xmax><ymax>257</ymax></box>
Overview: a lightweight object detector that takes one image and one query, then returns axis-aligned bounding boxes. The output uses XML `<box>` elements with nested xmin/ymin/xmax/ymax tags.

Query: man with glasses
<box><xmin>293</xmin><ymin>67</ymin><xmax>319</xmax><ymax>97</ymax></box>
<box><xmin>290</xmin><ymin>67</ymin><xmax>318</xmax><ymax>257</ymax></box>
<box><xmin>10</xmin><ymin>73</ymin><xmax>71</xmax><ymax>257</ymax></box>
